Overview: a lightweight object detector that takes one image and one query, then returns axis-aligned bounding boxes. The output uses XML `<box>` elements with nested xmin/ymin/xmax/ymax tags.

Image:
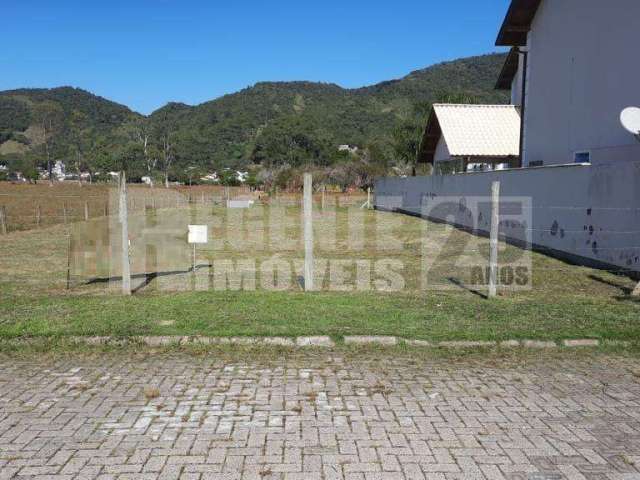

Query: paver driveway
<box><xmin>1</xmin><ymin>350</ymin><xmax>640</xmax><ymax>479</ymax></box>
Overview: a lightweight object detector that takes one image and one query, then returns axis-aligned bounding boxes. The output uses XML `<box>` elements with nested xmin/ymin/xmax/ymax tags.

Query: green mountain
<box><xmin>0</xmin><ymin>53</ymin><xmax>508</xmax><ymax>179</ymax></box>
<box><xmin>0</xmin><ymin>87</ymin><xmax>140</xmax><ymax>155</ymax></box>
<box><xmin>149</xmin><ymin>53</ymin><xmax>508</xmax><ymax>168</ymax></box>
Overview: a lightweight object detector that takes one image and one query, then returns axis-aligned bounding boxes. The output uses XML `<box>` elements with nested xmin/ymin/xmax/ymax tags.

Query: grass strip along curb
<box><xmin>0</xmin><ymin>335</ymin><xmax>631</xmax><ymax>349</ymax></box>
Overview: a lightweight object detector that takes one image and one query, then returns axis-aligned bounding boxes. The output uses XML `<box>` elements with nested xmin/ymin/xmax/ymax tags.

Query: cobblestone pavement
<box><xmin>1</xmin><ymin>351</ymin><xmax>640</xmax><ymax>479</ymax></box>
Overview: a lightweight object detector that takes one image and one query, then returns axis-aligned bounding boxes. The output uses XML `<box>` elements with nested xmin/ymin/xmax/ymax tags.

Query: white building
<box><xmin>201</xmin><ymin>172</ymin><xmax>219</xmax><ymax>183</ymax></box>
<box><xmin>201</xmin><ymin>170</ymin><xmax>248</xmax><ymax>184</ymax></box>
<box><xmin>236</xmin><ymin>171</ymin><xmax>248</xmax><ymax>183</ymax></box>
<box><xmin>338</xmin><ymin>145</ymin><xmax>359</xmax><ymax>154</ymax></box>
<box><xmin>376</xmin><ymin>0</ymin><xmax>640</xmax><ymax>275</ymax></box>
<box><xmin>421</xmin><ymin>0</ymin><xmax>640</xmax><ymax>171</ymax></box>
<box><xmin>52</xmin><ymin>160</ymin><xmax>66</xmax><ymax>181</ymax></box>
<box><xmin>419</xmin><ymin>104</ymin><xmax>520</xmax><ymax>173</ymax></box>
<box><xmin>495</xmin><ymin>0</ymin><xmax>640</xmax><ymax>167</ymax></box>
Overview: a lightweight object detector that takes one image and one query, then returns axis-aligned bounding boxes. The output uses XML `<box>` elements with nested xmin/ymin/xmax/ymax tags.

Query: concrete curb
<box><xmin>522</xmin><ymin>340</ymin><xmax>558</xmax><ymax>349</ymax></box>
<box><xmin>437</xmin><ymin>341</ymin><xmax>497</xmax><ymax>348</ymax></box>
<box><xmin>344</xmin><ymin>336</ymin><xmax>398</xmax><ymax>346</ymax></box>
<box><xmin>562</xmin><ymin>339</ymin><xmax>600</xmax><ymax>347</ymax></box>
<box><xmin>0</xmin><ymin>336</ymin><xmax>625</xmax><ymax>349</ymax></box>
<box><xmin>296</xmin><ymin>336</ymin><xmax>335</xmax><ymax>347</ymax></box>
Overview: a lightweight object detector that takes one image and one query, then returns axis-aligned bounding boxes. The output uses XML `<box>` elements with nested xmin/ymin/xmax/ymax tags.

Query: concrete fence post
<box><xmin>303</xmin><ymin>173</ymin><xmax>314</xmax><ymax>291</ymax></box>
<box><xmin>321</xmin><ymin>185</ymin><xmax>325</xmax><ymax>210</ymax></box>
<box><xmin>119</xmin><ymin>171</ymin><xmax>131</xmax><ymax>295</ymax></box>
<box><xmin>0</xmin><ymin>206</ymin><xmax>6</xmax><ymax>235</ymax></box>
<box><xmin>66</xmin><ymin>234</ymin><xmax>72</xmax><ymax>290</ymax></box>
<box><xmin>84</xmin><ymin>201</ymin><xmax>89</xmax><ymax>221</ymax></box>
<box><xmin>488</xmin><ymin>181</ymin><xmax>500</xmax><ymax>298</ymax></box>
<box><xmin>36</xmin><ymin>204</ymin><xmax>41</xmax><ymax>226</ymax></box>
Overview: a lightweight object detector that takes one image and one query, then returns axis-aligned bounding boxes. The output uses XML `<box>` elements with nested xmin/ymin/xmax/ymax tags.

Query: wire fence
<box><xmin>0</xmin><ymin>184</ymin><xmax>368</xmax><ymax>233</ymax></box>
<box><xmin>1</xmin><ymin>179</ymin><xmax>638</xmax><ymax>298</ymax></box>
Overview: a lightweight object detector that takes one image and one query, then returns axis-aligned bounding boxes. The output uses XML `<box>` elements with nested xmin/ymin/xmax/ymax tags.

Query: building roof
<box><xmin>495</xmin><ymin>47</ymin><xmax>520</xmax><ymax>90</ymax></box>
<box><xmin>418</xmin><ymin>104</ymin><xmax>521</xmax><ymax>163</ymax></box>
<box><xmin>495</xmin><ymin>0</ymin><xmax>542</xmax><ymax>46</ymax></box>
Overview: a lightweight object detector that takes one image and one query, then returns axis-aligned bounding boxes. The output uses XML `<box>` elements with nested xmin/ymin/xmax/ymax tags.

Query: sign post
<box><xmin>188</xmin><ymin>225</ymin><xmax>208</xmax><ymax>273</ymax></box>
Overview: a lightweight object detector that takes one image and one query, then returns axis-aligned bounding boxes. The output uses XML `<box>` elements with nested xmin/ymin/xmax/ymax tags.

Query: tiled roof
<box><xmin>433</xmin><ymin>104</ymin><xmax>521</xmax><ymax>158</ymax></box>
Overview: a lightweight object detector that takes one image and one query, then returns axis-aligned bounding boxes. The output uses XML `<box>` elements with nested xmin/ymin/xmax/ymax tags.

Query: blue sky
<box><xmin>1</xmin><ymin>0</ymin><xmax>511</xmax><ymax>115</ymax></box>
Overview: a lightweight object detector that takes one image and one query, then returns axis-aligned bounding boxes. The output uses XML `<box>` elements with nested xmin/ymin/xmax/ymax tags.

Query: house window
<box><xmin>574</xmin><ymin>151</ymin><xmax>591</xmax><ymax>164</ymax></box>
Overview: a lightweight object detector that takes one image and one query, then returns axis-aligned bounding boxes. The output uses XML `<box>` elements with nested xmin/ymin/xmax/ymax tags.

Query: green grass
<box><xmin>1</xmin><ymin>290</ymin><xmax>639</xmax><ymax>342</ymax></box>
<box><xmin>1</xmin><ymin>205</ymin><xmax>639</xmax><ymax>343</ymax></box>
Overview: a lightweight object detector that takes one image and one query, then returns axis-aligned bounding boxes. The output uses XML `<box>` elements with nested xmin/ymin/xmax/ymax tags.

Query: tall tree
<box><xmin>152</xmin><ymin>113</ymin><xmax>176</xmax><ymax>188</ymax></box>
<box><xmin>86</xmin><ymin>137</ymin><xmax>116</xmax><ymax>182</ymax></box>
<box><xmin>33</xmin><ymin>101</ymin><xmax>63</xmax><ymax>184</ymax></box>
<box><xmin>69</xmin><ymin>110</ymin><xmax>92</xmax><ymax>185</ymax></box>
<box><xmin>113</xmin><ymin>142</ymin><xmax>146</xmax><ymax>179</ymax></box>
<box><xmin>131</xmin><ymin>119</ymin><xmax>157</xmax><ymax>186</ymax></box>
<box><xmin>391</xmin><ymin>120</ymin><xmax>423</xmax><ymax>176</ymax></box>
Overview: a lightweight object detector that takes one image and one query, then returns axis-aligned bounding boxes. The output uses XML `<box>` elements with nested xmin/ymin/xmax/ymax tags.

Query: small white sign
<box><xmin>188</xmin><ymin>225</ymin><xmax>208</xmax><ymax>244</ymax></box>
<box><xmin>228</xmin><ymin>199</ymin><xmax>254</xmax><ymax>209</ymax></box>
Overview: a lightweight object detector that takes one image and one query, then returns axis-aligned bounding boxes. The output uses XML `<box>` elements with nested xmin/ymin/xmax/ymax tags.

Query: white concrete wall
<box><xmin>523</xmin><ymin>0</ymin><xmax>640</xmax><ymax>166</ymax></box>
<box><xmin>375</xmin><ymin>160</ymin><xmax>640</xmax><ymax>274</ymax></box>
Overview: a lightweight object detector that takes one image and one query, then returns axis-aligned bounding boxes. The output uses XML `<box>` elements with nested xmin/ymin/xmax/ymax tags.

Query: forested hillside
<box><xmin>0</xmin><ymin>53</ymin><xmax>508</xmax><ymax>187</ymax></box>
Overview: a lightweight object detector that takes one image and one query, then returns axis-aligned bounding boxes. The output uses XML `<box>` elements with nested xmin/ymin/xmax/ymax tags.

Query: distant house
<box><xmin>236</xmin><ymin>171</ymin><xmax>249</xmax><ymax>183</ymax></box>
<box><xmin>205</xmin><ymin>170</ymin><xmax>249</xmax><ymax>184</ymax></box>
<box><xmin>9</xmin><ymin>171</ymin><xmax>26</xmax><ymax>182</ymax></box>
<box><xmin>201</xmin><ymin>172</ymin><xmax>219</xmax><ymax>183</ymax></box>
<box><xmin>418</xmin><ymin>104</ymin><xmax>520</xmax><ymax>173</ymax></box>
<box><xmin>338</xmin><ymin>144</ymin><xmax>359</xmax><ymax>154</ymax></box>
<box><xmin>52</xmin><ymin>160</ymin><xmax>66</xmax><ymax>181</ymax></box>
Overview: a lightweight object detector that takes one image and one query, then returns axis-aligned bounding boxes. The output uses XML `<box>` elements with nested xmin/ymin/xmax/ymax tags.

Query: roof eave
<box><xmin>495</xmin><ymin>28</ymin><xmax>529</xmax><ymax>47</ymax></box>
<box><xmin>495</xmin><ymin>47</ymin><xmax>520</xmax><ymax>90</ymax></box>
<box><xmin>417</xmin><ymin>107</ymin><xmax>441</xmax><ymax>164</ymax></box>
<box><xmin>495</xmin><ymin>0</ymin><xmax>542</xmax><ymax>46</ymax></box>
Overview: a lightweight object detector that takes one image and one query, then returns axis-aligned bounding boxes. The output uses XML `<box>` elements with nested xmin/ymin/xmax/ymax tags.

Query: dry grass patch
<box><xmin>143</xmin><ymin>386</ymin><xmax>160</xmax><ymax>400</ymax></box>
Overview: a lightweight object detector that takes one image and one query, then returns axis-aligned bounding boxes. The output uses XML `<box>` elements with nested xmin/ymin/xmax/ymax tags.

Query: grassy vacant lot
<box><xmin>0</xmin><ymin>195</ymin><xmax>638</xmax><ymax>343</ymax></box>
